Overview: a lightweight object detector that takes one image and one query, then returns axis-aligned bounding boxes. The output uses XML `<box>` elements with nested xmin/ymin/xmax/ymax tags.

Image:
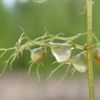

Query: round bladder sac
<box><xmin>49</xmin><ymin>42</ymin><xmax>73</xmax><ymax>63</ymax></box>
<box><xmin>31</xmin><ymin>47</ymin><xmax>47</xmax><ymax>64</ymax></box>
<box><xmin>71</xmin><ymin>51</ymin><xmax>87</xmax><ymax>73</ymax></box>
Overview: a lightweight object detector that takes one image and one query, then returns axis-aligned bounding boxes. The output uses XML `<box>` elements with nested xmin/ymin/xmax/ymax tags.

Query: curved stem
<box><xmin>46</xmin><ymin>63</ymin><xmax>64</xmax><ymax>80</ymax></box>
<box><xmin>37</xmin><ymin>64</ymin><xmax>41</xmax><ymax>83</ymax></box>
<box><xmin>86</xmin><ymin>0</ymin><xmax>95</xmax><ymax>100</ymax></box>
<box><xmin>27</xmin><ymin>62</ymin><xmax>33</xmax><ymax>76</ymax></box>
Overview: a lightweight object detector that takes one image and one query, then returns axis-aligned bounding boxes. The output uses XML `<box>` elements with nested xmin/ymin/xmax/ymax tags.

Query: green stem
<box><xmin>86</xmin><ymin>0</ymin><xmax>95</xmax><ymax>100</ymax></box>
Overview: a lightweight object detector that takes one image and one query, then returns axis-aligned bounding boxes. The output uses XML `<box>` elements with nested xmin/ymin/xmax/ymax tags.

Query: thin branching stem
<box><xmin>36</xmin><ymin>64</ymin><xmax>41</xmax><ymax>83</ymax></box>
<box><xmin>27</xmin><ymin>62</ymin><xmax>33</xmax><ymax>76</ymax></box>
<box><xmin>46</xmin><ymin>63</ymin><xmax>64</xmax><ymax>80</ymax></box>
<box><xmin>57</xmin><ymin>64</ymin><xmax>71</xmax><ymax>84</ymax></box>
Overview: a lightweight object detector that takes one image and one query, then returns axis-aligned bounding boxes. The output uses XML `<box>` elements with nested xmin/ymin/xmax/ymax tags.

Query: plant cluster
<box><xmin>0</xmin><ymin>32</ymin><xmax>99</xmax><ymax>81</ymax></box>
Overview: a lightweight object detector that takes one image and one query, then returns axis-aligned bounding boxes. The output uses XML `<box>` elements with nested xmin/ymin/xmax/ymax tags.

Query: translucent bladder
<box><xmin>49</xmin><ymin>42</ymin><xmax>73</xmax><ymax>63</ymax></box>
<box><xmin>31</xmin><ymin>47</ymin><xmax>47</xmax><ymax>64</ymax></box>
<box><xmin>92</xmin><ymin>48</ymin><xmax>100</xmax><ymax>66</ymax></box>
<box><xmin>71</xmin><ymin>51</ymin><xmax>87</xmax><ymax>73</ymax></box>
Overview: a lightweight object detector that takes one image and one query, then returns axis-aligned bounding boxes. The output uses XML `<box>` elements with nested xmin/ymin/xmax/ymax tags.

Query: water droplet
<box><xmin>49</xmin><ymin>42</ymin><xmax>73</xmax><ymax>63</ymax></box>
<box><xmin>71</xmin><ymin>52</ymin><xmax>87</xmax><ymax>73</ymax></box>
<box><xmin>31</xmin><ymin>47</ymin><xmax>47</xmax><ymax>63</ymax></box>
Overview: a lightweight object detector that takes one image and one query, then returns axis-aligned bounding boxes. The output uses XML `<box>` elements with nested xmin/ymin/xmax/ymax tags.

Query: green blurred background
<box><xmin>0</xmin><ymin>0</ymin><xmax>100</xmax><ymax>78</ymax></box>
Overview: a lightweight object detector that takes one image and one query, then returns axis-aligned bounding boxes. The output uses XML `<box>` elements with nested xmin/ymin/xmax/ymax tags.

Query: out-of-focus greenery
<box><xmin>0</xmin><ymin>0</ymin><xmax>100</xmax><ymax>77</ymax></box>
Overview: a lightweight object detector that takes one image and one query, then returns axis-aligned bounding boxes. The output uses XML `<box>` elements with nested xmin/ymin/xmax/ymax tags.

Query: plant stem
<box><xmin>86</xmin><ymin>0</ymin><xmax>95</xmax><ymax>100</ymax></box>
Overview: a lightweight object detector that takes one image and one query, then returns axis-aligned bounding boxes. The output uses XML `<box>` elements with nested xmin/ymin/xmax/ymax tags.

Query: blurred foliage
<box><xmin>0</xmin><ymin>0</ymin><xmax>100</xmax><ymax>78</ymax></box>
